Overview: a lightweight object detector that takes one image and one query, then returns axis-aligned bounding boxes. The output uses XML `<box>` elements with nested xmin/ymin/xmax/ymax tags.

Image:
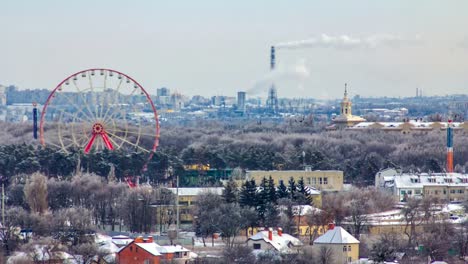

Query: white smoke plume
<box><xmin>248</xmin><ymin>59</ymin><xmax>310</xmax><ymax>96</ymax></box>
<box><xmin>276</xmin><ymin>34</ymin><xmax>421</xmax><ymax>49</ymax></box>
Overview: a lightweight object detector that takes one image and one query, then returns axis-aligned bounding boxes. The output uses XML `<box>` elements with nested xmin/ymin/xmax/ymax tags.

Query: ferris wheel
<box><xmin>39</xmin><ymin>69</ymin><xmax>160</xmax><ymax>158</ymax></box>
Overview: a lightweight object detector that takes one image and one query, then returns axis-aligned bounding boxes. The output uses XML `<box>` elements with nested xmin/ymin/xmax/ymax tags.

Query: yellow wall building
<box><xmin>247</xmin><ymin>170</ymin><xmax>343</xmax><ymax>192</ymax></box>
<box><xmin>166</xmin><ymin>187</ymin><xmax>223</xmax><ymax>223</ymax></box>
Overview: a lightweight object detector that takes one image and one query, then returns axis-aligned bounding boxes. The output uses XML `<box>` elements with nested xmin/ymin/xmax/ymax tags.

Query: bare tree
<box><xmin>305</xmin><ymin>209</ymin><xmax>332</xmax><ymax>244</ymax></box>
<box><xmin>419</xmin><ymin>220</ymin><xmax>455</xmax><ymax>262</ymax></box>
<box><xmin>401</xmin><ymin>198</ymin><xmax>423</xmax><ymax>247</ymax></box>
<box><xmin>24</xmin><ymin>173</ymin><xmax>48</xmax><ymax>214</ymax></box>
<box><xmin>222</xmin><ymin>245</ymin><xmax>256</xmax><ymax>264</ymax></box>
<box><xmin>317</xmin><ymin>246</ymin><xmax>334</xmax><ymax>264</ymax></box>
<box><xmin>369</xmin><ymin>232</ymin><xmax>403</xmax><ymax>263</ymax></box>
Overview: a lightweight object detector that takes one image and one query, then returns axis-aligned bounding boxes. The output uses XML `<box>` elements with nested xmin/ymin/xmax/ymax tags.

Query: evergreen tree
<box><xmin>223</xmin><ymin>178</ymin><xmax>238</xmax><ymax>204</ymax></box>
<box><xmin>239</xmin><ymin>180</ymin><xmax>257</xmax><ymax>208</ymax></box>
<box><xmin>257</xmin><ymin>177</ymin><xmax>269</xmax><ymax>222</ymax></box>
<box><xmin>264</xmin><ymin>203</ymin><xmax>280</xmax><ymax>227</ymax></box>
<box><xmin>277</xmin><ymin>180</ymin><xmax>288</xmax><ymax>199</ymax></box>
<box><xmin>267</xmin><ymin>176</ymin><xmax>277</xmax><ymax>204</ymax></box>
<box><xmin>288</xmin><ymin>177</ymin><xmax>297</xmax><ymax>200</ymax></box>
<box><xmin>296</xmin><ymin>177</ymin><xmax>312</xmax><ymax>204</ymax></box>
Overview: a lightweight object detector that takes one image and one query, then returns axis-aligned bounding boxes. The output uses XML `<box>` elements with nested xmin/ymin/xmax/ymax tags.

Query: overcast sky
<box><xmin>2</xmin><ymin>0</ymin><xmax>468</xmax><ymax>99</ymax></box>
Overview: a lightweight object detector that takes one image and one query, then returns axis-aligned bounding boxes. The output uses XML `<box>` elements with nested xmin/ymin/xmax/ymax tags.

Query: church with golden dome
<box><xmin>330</xmin><ymin>83</ymin><xmax>366</xmax><ymax>129</ymax></box>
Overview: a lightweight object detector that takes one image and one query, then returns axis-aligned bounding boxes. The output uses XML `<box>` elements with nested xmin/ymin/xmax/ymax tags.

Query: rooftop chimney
<box><xmin>277</xmin><ymin>227</ymin><xmax>283</xmax><ymax>236</ymax></box>
<box><xmin>328</xmin><ymin>223</ymin><xmax>335</xmax><ymax>230</ymax></box>
<box><xmin>268</xmin><ymin>228</ymin><xmax>273</xmax><ymax>240</ymax></box>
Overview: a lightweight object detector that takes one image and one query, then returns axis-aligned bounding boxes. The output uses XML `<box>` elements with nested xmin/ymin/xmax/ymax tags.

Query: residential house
<box><xmin>117</xmin><ymin>237</ymin><xmax>192</xmax><ymax>264</ymax></box>
<box><xmin>246</xmin><ymin>228</ymin><xmax>303</xmax><ymax>254</ymax></box>
<box><xmin>313</xmin><ymin>224</ymin><xmax>360</xmax><ymax>264</ymax></box>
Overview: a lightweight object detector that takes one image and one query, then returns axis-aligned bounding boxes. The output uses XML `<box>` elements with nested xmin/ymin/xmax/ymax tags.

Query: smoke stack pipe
<box><xmin>328</xmin><ymin>223</ymin><xmax>335</xmax><ymax>230</ymax></box>
<box><xmin>270</xmin><ymin>46</ymin><xmax>275</xmax><ymax>70</ymax></box>
<box><xmin>447</xmin><ymin>120</ymin><xmax>454</xmax><ymax>173</ymax></box>
<box><xmin>268</xmin><ymin>228</ymin><xmax>273</xmax><ymax>240</ymax></box>
<box><xmin>277</xmin><ymin>227</ymin><xmax>282</xmax><ymax>236</ymax></box>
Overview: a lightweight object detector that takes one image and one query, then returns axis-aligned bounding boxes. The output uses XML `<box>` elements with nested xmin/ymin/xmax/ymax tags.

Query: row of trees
<box><xmin>194</xmin><ymin>177</ymin><xmax>316</xmax><ymax>249</ymax></box>
<box><xmin>2</xmin><ymin>172</ymin><xmax>176</xmax><ymax>256</ymax></box>
<box><xmin>1</xmin><ymin>121</ymin><xmax>467</xmax><ymax>186</ymax></box>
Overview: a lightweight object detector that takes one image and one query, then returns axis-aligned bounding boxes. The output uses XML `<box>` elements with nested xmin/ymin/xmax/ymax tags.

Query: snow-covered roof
<box><xmin>248</xmin><ymin>230</ymin><xmax>303</xmax><ymax>253</ymax></box>
<box><xmin>313</xmin><ymin>226</ymin><xmax>359</xmax><ymax>244</ymax></box>
<box><xmin>135</xmin><ymin>243</ymin><xmax>162</xmax><ymax>256</ymax></box>
<box><xmin>351</xmin><ymin>121</ymin><xmax>463</xmax><ymax>130</ymax></box>
<box><xmin>166</xmin><ymin>187</ymin><xmax>224</xmax><ymax>196</ymax></box>
<box><xmin>393</xmin><ymin>173</ymin><xmax>468</xmax><ymax>189</ymax></box>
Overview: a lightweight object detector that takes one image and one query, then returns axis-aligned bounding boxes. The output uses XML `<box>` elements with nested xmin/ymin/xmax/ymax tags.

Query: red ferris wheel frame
<box><xmin>39</xmin><ymin>68</ymin><xmax>160</xmax><ymax>162</ymax></box>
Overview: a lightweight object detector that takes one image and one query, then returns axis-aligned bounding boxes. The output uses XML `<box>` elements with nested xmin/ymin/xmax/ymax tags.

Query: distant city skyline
<box><xmin>1</xmin><ymin>1</ymin><xmax>468</xmax><ymax>99</ymax></box>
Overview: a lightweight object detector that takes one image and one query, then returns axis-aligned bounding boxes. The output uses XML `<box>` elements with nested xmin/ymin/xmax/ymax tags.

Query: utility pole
<box><xmin>2</xmin><ymin>182</ymin><xmax>5</xmax><ymax>226</ymax></box>
<box><xmin>176</xmin><ymin>173</ymin><xmax>179</xmax><ymax>240</ymax></box>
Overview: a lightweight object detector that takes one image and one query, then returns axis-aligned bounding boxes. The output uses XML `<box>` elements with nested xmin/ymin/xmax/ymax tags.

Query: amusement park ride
<box><xmin>36</xmin><ymin>68</ymin><xmax>161</xmax><ymax>187</ymax></box>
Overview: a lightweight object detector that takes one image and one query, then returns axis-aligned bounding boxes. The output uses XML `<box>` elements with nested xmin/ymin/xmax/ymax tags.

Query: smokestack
<box><xmin>328</xmin><ymin>223</ymin><xmax>335</xmax><ymax>230</ymax></box>
<box><xmin>270</xmin><ymin>46</ymin><xmax>275</xmax><ymax>70</ymax></box>
<box><xmin>268</xmin><ymin>228</ymin><xmax>273</xmax><ymax>240</ymax></box>
<box><xmin>447</xmin><ymin>120</ymin><xmax>454</xmax><ymax>173</ymax></box>
<box><xmin>277</xmin><ymin>227</ymin><xmax>283</xmax><ymax>236</ymax></box>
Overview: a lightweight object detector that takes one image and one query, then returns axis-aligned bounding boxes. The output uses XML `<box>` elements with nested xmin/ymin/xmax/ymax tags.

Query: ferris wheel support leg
<box><xmin>84</xmin><ymin>134</ymin><xmax>97</xmax><ymax>154</ymax></box>
<box><xmin>101</xmin><ymin>132</ymin><xmax>114</xmax><ymax>151</ymax></box>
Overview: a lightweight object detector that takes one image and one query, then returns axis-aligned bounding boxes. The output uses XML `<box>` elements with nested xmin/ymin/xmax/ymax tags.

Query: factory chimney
<box><xmin>447</xmin><ymin>120</ymin><xmax>454</xmax><ymax>173</ymax></box>
<box><xmin>267</xmin><ymin>46</ymin><xmax>278</xmax><ymax>113</ymax></box>
<box><xmin>270</xmin><ymin>46</ymin><xmax>275</xmax><ymax>70</ymax></box>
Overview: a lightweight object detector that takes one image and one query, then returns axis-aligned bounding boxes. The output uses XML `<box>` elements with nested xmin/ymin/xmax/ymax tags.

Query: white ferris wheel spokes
<box><xmin>39</xmin><ymin>69</ymin><xmax>160</xmax><ymax>157</ymax></box>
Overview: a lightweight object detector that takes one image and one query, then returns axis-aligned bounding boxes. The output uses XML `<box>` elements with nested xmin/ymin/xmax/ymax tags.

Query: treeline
<box><xmin>2</xmin><ymin>173</ymin><xmax>175</xmax><ymax>256</ymax></box>
<box><xmin>1</xmin><ymin>121</ymin><xmax>468</xmax><ymax>185</ymax></box>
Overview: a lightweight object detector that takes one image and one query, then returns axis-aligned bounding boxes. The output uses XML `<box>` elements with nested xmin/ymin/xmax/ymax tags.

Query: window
<box><xmin>407</xmin><ymin>190</ymin><xmax>412</xmax><ymax>195</ymax></box>
<box><xmin>444</xmin><ymin>178</ymin><xmax>453</xmax><ymax>183</ymax></box>
<box><xmin>253</xmin><ymin>243</ymin><xmax>261</xmax><ymax>250</ymax></box>
<box><xmin>348</xmin><ymin>257</ymin><xmax>352</xmax><ymax>263</ymax></box>
<box><xmin>343</xmin><ymin>246</ymin><xmax>347</xmax><ymax>252</ymax></box>
<box><xmin>443</xmin><ymin>189</ymin><xmax>447</xmax><ymax>195</ymax></box>
<box><xmin>324</xmin><ymin>177</ymin><xmax>328</xmax><ymax>185</ymax></box>
<box><xmin>401</xmin><ymin>190</ymin><xmax>406</xmax><ymax>195</ymax></box>
<box><xmin>136</xmin><ymin>247</ymin><xmax>138</xmax><ymax>252</ymax></box>
<box><xmin>311</xmin><ymin>178</ymin><xmax>316</xmax><ymax>185</ymax></box>
<box><xmin>434</xmin><ymin>190</ymin><xmax>439</xmax><ymax>195</ymax></box>
<box><xmin>279</xmin><ymin>180</ymin><xmax>284</xmax><ymax>186</ymax></box>
<box><xmin>428</xmin><ymin>178</ymin><xmax>436</xmax><ymax>183</ymax></box>
<box><xmin>130</xmin><ymin>246</ymin><xmax>133</xmax><ymax>252</ymax></box>
<box><xmin>450</xmin><ymin>190</ymin><xmax>456</xmax><ymax>194</ymax></box>
<box><xmin>348</xmin><ymin>245</ymin><xmax>351</xmax><ymax>251</ymax></box>
<box><xmin>307</xmin><ymin>177</ymin><xmax>311</xmax><ymax>185</ymax></box>
<box><xmin>319</xmin><ymin>178</ymin><xmax>323</xmax><ymax>185</ymax></box>
<box><xmin>415</xmin><ymin>190</ymin><xmax>421</xmax><ymax>195</ymax></box>
<box><xmin>144</xmin><ymin>260</ymin><xmax>150</xmax><ymax>264</ymax></box>
<box><xmin>458</xmin><ymin>189</ymin><xmax>464</xmax><ymax>194</ymax></box>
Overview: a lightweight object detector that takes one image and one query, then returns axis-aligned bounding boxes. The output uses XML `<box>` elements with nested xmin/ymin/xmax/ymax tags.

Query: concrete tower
<box><xmin>237</xmin><ymin>91</ymin><xmax>246</xmax><ymax>113</ymax></box>
<box><xmin>0</xmin><ymin>85</ymin><xmax>6</xmax><ymax>106</ymax></box>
